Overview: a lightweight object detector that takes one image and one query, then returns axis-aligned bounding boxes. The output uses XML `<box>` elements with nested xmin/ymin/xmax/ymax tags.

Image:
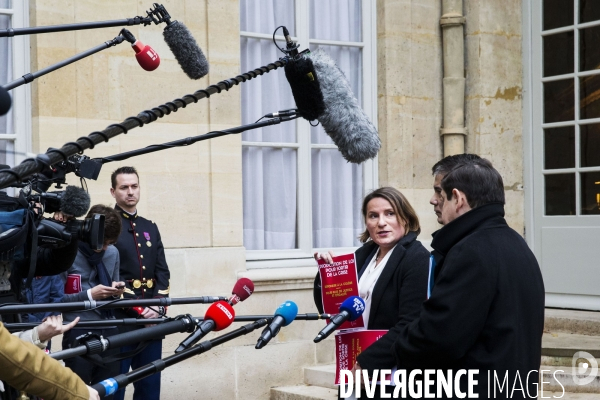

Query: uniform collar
<box><xmin>115</xmin><ymin>204</ymin><xmax>137</xmax><ymax>220</ymax></box>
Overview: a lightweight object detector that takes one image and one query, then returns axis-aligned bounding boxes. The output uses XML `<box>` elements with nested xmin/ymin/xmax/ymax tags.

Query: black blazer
<box><xmin>313</xmin><ymin>231</ymin><xmax>430</xmax><ymax>372</ymax></box>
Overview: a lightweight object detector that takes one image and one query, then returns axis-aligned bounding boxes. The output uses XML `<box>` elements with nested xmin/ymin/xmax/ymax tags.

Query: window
<box><xmin>240</xmin><ymin>0</ymin><xmax>377</xmax><ymax>265</ymax></box>
<box><xmin>541</xmin><ymin>0</ymin><xmax>600</xmax><ymax>215</ymax></box>
<box><xmin>0</xmin><ymin>0</ymin><xmax>31</xmax><ymax>179</ymax></box>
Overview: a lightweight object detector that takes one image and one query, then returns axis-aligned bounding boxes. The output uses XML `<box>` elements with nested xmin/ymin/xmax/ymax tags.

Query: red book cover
<box><xmin>64</xmin><ymin>274</ymin><xmax>82</xmax><ymax>295</ymax></box>
<box><xmin>335</xmin><ymin>329</ymin><xmax>388</xmax><ymax>385</ymax></box>
<box><xmin>318</xmin><ymin>253</ymin><xmax>364</xmax><ymax>330</ymax></box>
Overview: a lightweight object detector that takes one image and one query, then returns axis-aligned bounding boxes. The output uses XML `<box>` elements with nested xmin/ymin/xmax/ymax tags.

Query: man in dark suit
<box><xmin>393</xmin><ymin>154</ymin><xmax>545</xmax><ymax>399</ymax></box>
<box><xmin>110</xmin><ymin>166</ymin><xmax>170</xmax><ymax>400</ymax></box>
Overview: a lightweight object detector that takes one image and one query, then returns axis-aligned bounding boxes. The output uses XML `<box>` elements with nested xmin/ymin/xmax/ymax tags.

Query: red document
<box><xmin>64</xmin><ymin>274</ymin><xmax>82</xmax><ymax>294</ymax></box>
<box><xmin>334</xmin><ymin>329</ymin><xmax>388</xmax><ymax>385</ymax></box>
<box><xmin>317</xmin><ymin>253</ymin><xmax>364</xmax><ymax>330</ymax></box>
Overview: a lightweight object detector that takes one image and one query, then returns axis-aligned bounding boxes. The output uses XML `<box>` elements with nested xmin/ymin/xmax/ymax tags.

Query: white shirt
<box><xmin>358</xmin><ymin>244</ymin><xmax>397</xmax><ymax>328</ymax></box>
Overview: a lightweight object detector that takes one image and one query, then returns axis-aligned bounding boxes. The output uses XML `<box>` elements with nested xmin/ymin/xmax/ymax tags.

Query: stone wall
<box><xmin>376</xmin><ymin>0</ymin><xmax>524</xmax><ymax>240</ymax></box>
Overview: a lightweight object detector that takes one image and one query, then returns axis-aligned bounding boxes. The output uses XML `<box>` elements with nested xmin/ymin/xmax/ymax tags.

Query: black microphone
<box><xmin>0</xmin><ymin>86</ymin><xmax>11</xmax><ymax>116</ymax></box>
<box><xmin>313</xmin><ymin>296</ymin><xmax>365</xmax><ymax>343</ymax></box>
<box><xmin>163</xmin><ymin>20</ymin><xmax>209</xmax><ymax>79</ymax></box>
<box><xmin>255</xmin><ymin>300</ymin><xmax>298</xmax><ymax>349</ymax></box>
<box><xmin>264</xmin><ymin>109</ymin><xmax>299</xmax><ymax>119</ymax></box>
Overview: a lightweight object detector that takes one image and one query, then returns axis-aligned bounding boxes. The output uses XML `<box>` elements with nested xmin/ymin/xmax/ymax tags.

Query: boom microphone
<box><xmin>163</xmin><ymin>20</ymin><xmax>209</xmax><ymax>79</ymax></box>
<box><xmin>255</xmin><ymin>300</ymin><xmax>298</xmax><ymax>349</ymax></box>
<box><xmin>228</xmin><ymin>278</ymin><xmax>254</xmax><ymax>305</ymax></box>
<box><xmin>0</xmin><ymin>86</ymin><xmax>11</xmax><ymax>116</ymax></box>
<box><xmin>175</xmin><ymin>300</ymin><xmax>234</xmax><ymax>353</ymax></box>
<box><xmin>313</xmin><ymin>296</ymin><xmax>365</xmax><ymax>343</ymax></box>
<box><xmin>283</xmin><ymin>44</ymin><xmax>381</xmax><ymax>163</ymax></box>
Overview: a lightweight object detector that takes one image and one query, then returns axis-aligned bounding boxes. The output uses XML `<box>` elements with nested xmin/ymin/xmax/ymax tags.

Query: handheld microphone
<box><xmin>0</xmin><ymin>86</ymin><xmax>11</xmax><ymax>116</ymax></box>
<box><xmin>175</xmin><ymin>300</ymin><xmax>234</xmax><ymax>353</ymax></box>
<box><xmin>120</xmin><ymin>29</ymin><xmax>160</xmax><ymax>71</ymax></box>
<box><xmin>255</xmin><ymin>300</ymin><xmax>298</xmax><ymax>349</ymax></box>
<box><xmin>313</xmin><ymin>296</ymin><xmax>365</xmax><ymax>343</ymax></box>
<box><xmin>163</xmin><ymin>20</ymin><xmax>209</xmax><ymax>79</ymax></box>
<box><xmin>228</xmin><ymin>278</ymin><xmax>254</xmax><ymax>306</ymax></box>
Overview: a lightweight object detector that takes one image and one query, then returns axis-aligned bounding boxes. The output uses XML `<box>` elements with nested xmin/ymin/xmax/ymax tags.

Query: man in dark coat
<box><xmin>393</xmin><ymin>154</ymin><xmax>545</xmax><ymax>399</ymax></box>
<box><xmin>110</xmin><ymin>166</ymin><xmax>170</xmax><ymax>400</ymax></box>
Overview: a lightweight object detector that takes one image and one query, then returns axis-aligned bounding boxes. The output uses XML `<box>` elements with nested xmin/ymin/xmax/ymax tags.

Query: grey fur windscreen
<box><xmin>60</xmin><ymin>186</ymin><xmax>91</xmax><ymax>217</ymax></box>
<box><xmin>163</xmin><ymin>21</ymin><xmax>209</xmax><ymax>80</ymax></box>
<box><xmin>309</xmin><ymin>49</ymin><xmax>381</xmax><ymax>164</ymax></box>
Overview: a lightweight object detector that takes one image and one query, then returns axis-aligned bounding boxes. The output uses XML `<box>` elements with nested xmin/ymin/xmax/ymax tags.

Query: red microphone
<box><xmin>120</xmin><ymin>29</ymin><xmax>160</xmax><ymax>71</ymax></box>
<box><xmin>175</xmin><ymin>300</ymin><xmax>234</xmax><ymax>352</ymax></box>
<box><xmin>206</xmin><ymin>301</ymin><xmax>235</xmax><ymax>331</ymax></box>
<box><xmin>131</xmin><ymin>39</ymin><xmax>160</xmax><ymax>71</ymax></box>
<box><xmin>228</xmin><ymin>278</ymin><xmax>255</xmax><ymax>305</ymax></box>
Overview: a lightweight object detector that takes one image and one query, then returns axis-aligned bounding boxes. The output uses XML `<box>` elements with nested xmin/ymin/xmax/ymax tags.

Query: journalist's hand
<box><xmin>37</xmin><ymin>315</ymin><xmax>79</xmax><ymax>342</ymax></box>
<box><xmin>111</xmin><ymin>281</ymin><xmax>126</xmax><ymax>297</ymax></box>
<box><xmin>141</xmin><ymin>307</ymin><xmax>160</xmax><ymax>320</ymax></box>
<box><xmin>314</xmin><ymin>250</ymin><xmax>335</xmax><ymax>265</ymax></box>
<box><xmin>87</xmin><ymin>385</ymin><xmax>100</xmax><ymax>400</ymax></box>
<box><xmin>90</xmin><ymin>284</ymin><xmax>120</xmax><ymax>300</ymax></box>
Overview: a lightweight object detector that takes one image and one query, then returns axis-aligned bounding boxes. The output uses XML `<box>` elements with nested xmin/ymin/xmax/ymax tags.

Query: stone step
<box><xmin>540</xmin><ymin>365</ymin><xmax>600</xmax><ymax>394</ymax></box>
<box><xmin>304</xmin><ymin>364</ymin><xmax>336</xmax><ymax>389</ymax></box>
<box><xmin>545</xmin><ymin>308</ymin><xmax>600</xmax><ymax>336</ymax></box>
<box><xmin>542</xmin><ymin>331</ymin><xmax>600</xmax><ymax>366</ymax></box>
<box><xmin>270</xmin><ymin>385</ymin><xmax>337</xmax><ymax>400</ymax></box>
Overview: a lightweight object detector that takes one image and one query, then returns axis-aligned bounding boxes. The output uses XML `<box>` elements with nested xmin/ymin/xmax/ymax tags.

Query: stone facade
<box><xmin>28</xmin><ymin>0</ymin><xmax>524</xmax><ymax>398</ymax></box>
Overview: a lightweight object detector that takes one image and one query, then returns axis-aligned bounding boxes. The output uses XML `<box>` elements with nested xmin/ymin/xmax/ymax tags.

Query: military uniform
<box><xmin>113</xmin><ymin>205</ymin><xmax>169</xmax><ymax>400</ymax></box>
<box><xmin>114</xmin><ymin>205</ymin><xmax>170</xmax><ymax>300</ymax></box>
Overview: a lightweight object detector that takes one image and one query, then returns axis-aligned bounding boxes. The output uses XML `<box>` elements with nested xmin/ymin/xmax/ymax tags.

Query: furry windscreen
<box><xmin>163</xmin><ymin>21</ymin><xmax>209</xmax><ymax>80</ymax></box>
<box><xmin>308</xmin><ymin>49</ymin><xmax>381</xmax><ymax>164</ymax></box>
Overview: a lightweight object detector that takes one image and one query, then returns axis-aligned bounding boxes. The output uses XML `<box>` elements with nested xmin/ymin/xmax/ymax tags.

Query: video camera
<box><xmin>0</xmin><ymin>153</ymin><xmax>105</xmax><ymax>254</ymax></box>
<box><xmin>18</xmin><ymin>153</ymin><xmax>104</xmax><ymax>251</ymax></box>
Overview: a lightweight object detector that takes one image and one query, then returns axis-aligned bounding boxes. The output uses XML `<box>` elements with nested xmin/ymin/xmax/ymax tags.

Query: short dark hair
<box><xmin>431</xmin><ymin>153</ymin><xmax>483</xmax><ymax>176</ymax></box>
<box><xmin>439</xmin><ymin>155</ymin><xmax>505</xmax><ymax>208</ymax></box>
<box><xmin>111</xmin><ymin>166</ymin><xmax>139</xmax><ymax>189</ymax></box>
<box><xmin>86</xmin><ymin>204</ymin><xmax>121</xmax><ymax>244</ymax></box>
<box><xmin>359</xmin><ymin>187</ymin><xmax>420</xmax><ymax>243</ymax></box>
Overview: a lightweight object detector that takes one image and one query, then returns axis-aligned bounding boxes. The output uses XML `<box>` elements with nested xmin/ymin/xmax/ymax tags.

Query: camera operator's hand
<box><xmin>37</xmin><ymin>315</ymin><xmax>80</xmax><ymax>342</ymax></box>
<box><xmin>89</xmin><ymin>284</ymin><xmax>121</xmax><ymax>300</ymax></box>
<box><xmin>52</xmin><ymin>211</ymin><xmax>74</xmax><ymax>222</ymax></box>
<box><xmin>87</xmin><ymin>385</ymin><xmax>100</xmax><ymax>400</ymax></box>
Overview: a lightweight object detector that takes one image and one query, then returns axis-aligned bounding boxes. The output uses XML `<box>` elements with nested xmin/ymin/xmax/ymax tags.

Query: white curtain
<box><xmin>0</xmin><ymin>2</ymin><xmax>15</xmax><ymax>167</ymax></box>
<box><xmin>241</xmin><ymin>0</ymin><xmax>364</xmax><ymax>250</ymax></box>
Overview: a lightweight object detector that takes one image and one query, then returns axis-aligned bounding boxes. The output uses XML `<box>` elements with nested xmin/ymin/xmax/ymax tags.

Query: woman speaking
<box><xmin>314</xmin><ymin>187</ymin><xmax>430</xmax><ymax>398</ymax></box>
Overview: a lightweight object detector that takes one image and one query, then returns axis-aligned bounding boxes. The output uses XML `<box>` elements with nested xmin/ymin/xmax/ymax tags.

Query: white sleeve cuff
<box><xmin>87</xmin><ymin>288</ymin><xmax>94</xmax><ymax>301</ymax></box>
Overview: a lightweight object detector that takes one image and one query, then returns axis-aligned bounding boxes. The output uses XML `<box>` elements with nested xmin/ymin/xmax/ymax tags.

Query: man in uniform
<box><xmin>110</xmin><ymin>166</ymin><xmax>170</xmax><ymax>400</ymax></box>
